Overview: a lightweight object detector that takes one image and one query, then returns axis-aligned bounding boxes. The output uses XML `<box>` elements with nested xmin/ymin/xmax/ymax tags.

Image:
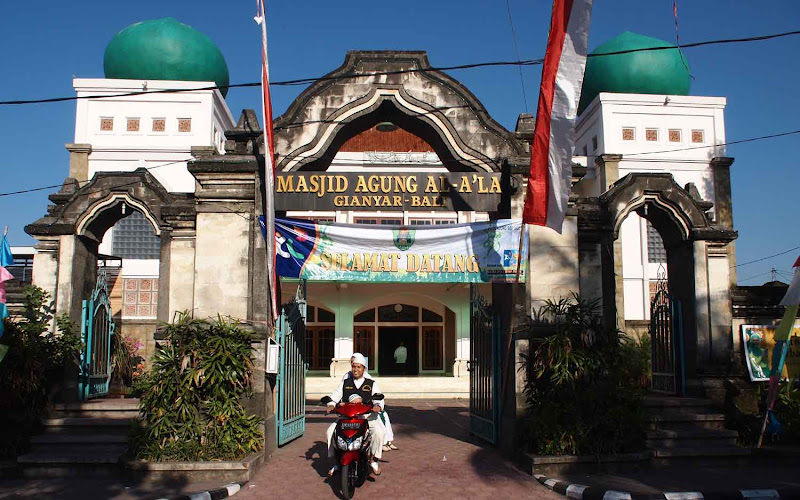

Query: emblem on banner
<box><xmin>393</xmin><ymin>228</ymin><xmax>416</xmax><ymax>251</ymax></box>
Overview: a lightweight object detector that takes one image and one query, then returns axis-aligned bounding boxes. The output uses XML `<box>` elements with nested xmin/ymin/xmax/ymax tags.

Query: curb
<box><xmin>157</xmin><ymin>481</ymin><xmax>245</xmax><ymax>500</ymax></box>
<box><xmin>534</xmin><ymin>474</ymin><xmax>800</xmax><ymax>499</ymax></box>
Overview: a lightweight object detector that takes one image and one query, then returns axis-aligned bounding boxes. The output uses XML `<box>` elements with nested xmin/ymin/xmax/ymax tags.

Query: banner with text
<box><xmin>261</xmin><ymin>218</ymin><xmax>527</xmax><ymax>283</ymax></box>
<box><xmin>274</xmin><ymin>172</ymin><xmax>502</xmax><ymax>211</ymax></box>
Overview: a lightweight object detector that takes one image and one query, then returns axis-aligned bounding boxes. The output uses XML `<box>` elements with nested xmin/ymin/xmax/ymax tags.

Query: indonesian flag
<box><xmin>255</xmin><ymin>0</ymin><xmax>279</xmax><ymax>321</ymax></box>
<box><xmin>522</xmin><ymin>0</ymin><xmax>593</xmax><ymax>232</ymax></box>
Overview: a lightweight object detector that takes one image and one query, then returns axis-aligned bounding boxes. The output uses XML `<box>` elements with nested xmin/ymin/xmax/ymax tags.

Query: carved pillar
<box><xmin>597</xmin><ymin>153</ymin><xmax>622</xmax><ymax>191</ymax></box>
<box><xmin>710</xmin><ymin>157</ymin><xmax>737</xmax><ymax>285</ymax></box>
<box><xmin>32</xmin><ymin>238</ymin><xmax>60</xmax><ymax>332</ymax></box>
<box><xmin>65</xmin><ymin>143</ymin><xmax>91</xmax><ymax>181</ymax></box>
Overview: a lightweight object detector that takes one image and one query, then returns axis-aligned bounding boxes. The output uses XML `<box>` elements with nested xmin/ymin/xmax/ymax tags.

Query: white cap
<box><xmin>351</xmin><ymin>352</ymin><xmax>368</xmax><ymax>369</ymax></box>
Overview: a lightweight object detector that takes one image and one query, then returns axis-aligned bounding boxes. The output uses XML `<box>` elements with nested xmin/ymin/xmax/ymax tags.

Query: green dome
<box><xmin>104</xmin><ymin>18</ymin><xmax>230</xmax><ymax>97</ymax></box>
<box><xmin>579</xmin><ymin>31</ymin><xmax>690</xmax><ymax>114</ymax></box>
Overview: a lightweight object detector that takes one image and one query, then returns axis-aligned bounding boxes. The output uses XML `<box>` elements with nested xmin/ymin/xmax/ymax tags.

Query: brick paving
<box><xmin>238</xmin><ymin>399</ymin><xmax>561</xmax><ymax>500</ymax></box>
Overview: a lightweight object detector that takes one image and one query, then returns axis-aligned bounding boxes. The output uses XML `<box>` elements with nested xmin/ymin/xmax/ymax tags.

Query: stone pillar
<box><xmin>32</xmin><ymin>238</ymin><xmax>60</xmax><ymax>331</ymax></box>
<box><xmin>706</xmin><ymin>243</ymin><xmax>734</xmax><ymax>367</ymax></box>
<box><xmin>167</xmin><ymin>229</ymin><xmax>196</xmax><ymax>321</ymax></box>
<box><xmin>56</xmin><ymin>234</ymin><xmax>97</xmax><ymax>326</ymax></box>
<box><xmin>710</xmin><ymin>157</ymin><xmax>737</xmax><ymax>285</ymax></box>
<box><xmin>156</xmin><ymin>228</ymin><xmax>172</xmax><ymax>323</ymax></box>
<box><xmin>193</xmin><ymin>212</ymin><xmax>251</xmax><ymax>320</ymax></box>
<box><xmin>692</xmin><ymin>240</ymin><xmax>712</xmax><ymax>372</ymax></box>
<box><xmin>65</xmin><ymin>143</ymin><xmax>91</xmax><ymax>181</ymax></box>
<box><xmin>597</xmin><ymin>154</ymin><xmax>622</xmax><ymax>191</ymax></box>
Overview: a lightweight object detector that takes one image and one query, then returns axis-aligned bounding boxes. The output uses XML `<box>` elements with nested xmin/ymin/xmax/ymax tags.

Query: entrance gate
<box><xmin>277</xmin><ymin>281</ymin><xmax>308</xmax><ymax>446</ymax></box>
<box><xmin>468</xmin><ymin>284</ymin><xmax>500</xmax><ymax>444</ymax></box>
<box><xmin>78</xmin><ymin>269</ymin><xmax>116</xmax><ymax>401</ymax></box>
<box><xmin>649</xmin><ymin>276</ymin><xmax>685</xmax><ymax>395</ymax></box>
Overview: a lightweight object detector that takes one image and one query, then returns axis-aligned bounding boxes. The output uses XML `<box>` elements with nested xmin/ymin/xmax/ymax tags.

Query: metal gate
<box><xmin>649</xmin><ymin>277</ymin><xmax>684</xmax><ymax>395</ymax></box>
<box><xmin>276</xmin><ymin>281</ymin><xmax>308</xmax><ymax>446</ymax></box>
<box><xmin>78</xmin><ymin>269</ymin><xmax>116</xmax><ymax>401</ymax></box>
<box><xmin>468</xmin><ymin>284</ymin><xmax>500</xmax><ymax>444</ymax></box>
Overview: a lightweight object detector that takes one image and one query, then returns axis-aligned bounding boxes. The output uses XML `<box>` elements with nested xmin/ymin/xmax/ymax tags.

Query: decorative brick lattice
<box><xmin>122</xmin><ymin>278</ymin><xmax>159</xmax><ymax>317</ymax></box>
<box><xmin>100</xmin><ymin>118</ymin><xmax>114</xmax><ymax>131</ymax></box>
<box><xmin>152</xmin><ymin>118</ymin><xmax>166</xmax><ymax>132</ymax></box>
<box><xmin>668</xmin><ymin>129</ymin><xmax>681</xmax><ymax>143</ymax></box>
<box><xmin>178</xmin><ymin>118</ymin><xmax>192</xmax><ymax>133</ymax></box>
<box><xmin>645</xmin><ymin>129</ymin><xmax>658</xmax><ymax>142</ymax></box>
<box><xmin>622</xmin><ymin>128</ymin><xmax>635</xmax><ymax>141</ymax></box>
<box><xmin>127</xmin><ymin>118</ymin><xmax>140</xmax><ymax>132</ymax></box>
<box><xmin>692</xmin><ymin>129</ymin><xmax>704</xmax><ymax>143</ymax></box>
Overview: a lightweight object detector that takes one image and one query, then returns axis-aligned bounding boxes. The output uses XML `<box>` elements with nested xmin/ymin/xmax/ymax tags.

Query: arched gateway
<box><xmin>25</xmin><ymin>50</ymin><xmax>741</xmax><ymax>455</ymax></box>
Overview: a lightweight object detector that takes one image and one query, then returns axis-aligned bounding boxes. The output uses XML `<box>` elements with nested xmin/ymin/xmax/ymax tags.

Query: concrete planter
<box><xmin>521</xmin><ymin>451</ymin><xmax>652</xmax><ymax>477</ymax></box>
<box><xmin>124</xmin><ymin>452</ymin><xmax>264</xmax><ymax>483</ymax></box>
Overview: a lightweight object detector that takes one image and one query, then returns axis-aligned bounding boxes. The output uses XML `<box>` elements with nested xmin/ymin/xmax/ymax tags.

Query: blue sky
<box><xmin>1</xmin><ymin>1</ymin><xmax>799</xmax><ymax>285</ymax></box>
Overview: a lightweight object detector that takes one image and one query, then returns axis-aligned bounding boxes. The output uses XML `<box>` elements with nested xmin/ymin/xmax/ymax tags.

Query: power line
<box><xmin>625</xmin><ymin>129</ymin><xmax>800</xmax><ymax>158</ymax></box>
<box><xmin>738</xmin><ymin>269</ymin><xmax>776</xmax><ymax>283</ymax></box>
<box><xmin>734</xmin><ymin>245</ymin><xmax>800</xmax><ymax>268</ymax></box>
<box><xmin>2</xmin><ymin>29</ymin><xmax>799</xmax><ymax>106</ymax></box>
<box><xmin>504</xmin><ymin>0</ymin><xmax>529</xmax><ymax>113</ymax></box>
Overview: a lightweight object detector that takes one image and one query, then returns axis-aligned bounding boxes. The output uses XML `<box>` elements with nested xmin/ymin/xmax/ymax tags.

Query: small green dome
<box><xmin>579</xmin><ymin>32</ymin><xmax>690</xmax><ymax>114</ymax></box>
<box><xmin>104</xmin><ymin>18</ymin><xmax>230</xmax><ymax>97</ymax></box>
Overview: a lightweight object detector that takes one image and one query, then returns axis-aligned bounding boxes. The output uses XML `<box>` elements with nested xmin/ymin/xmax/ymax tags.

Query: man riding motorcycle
<box><xmin>322</xmin><ymin>353</ymin><xmax>386</xmax><ymax>477</ymax></box>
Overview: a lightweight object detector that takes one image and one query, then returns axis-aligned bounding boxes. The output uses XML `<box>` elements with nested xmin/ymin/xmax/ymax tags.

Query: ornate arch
<box><xmin>273</xmin><ymin>51</ymin><xmax>526</xmax><ymax>173</ymax></box>
<box><xmin>26</xmin><ymin>169</ymin><xmax>194</xmax><ymax>241</ymax></box>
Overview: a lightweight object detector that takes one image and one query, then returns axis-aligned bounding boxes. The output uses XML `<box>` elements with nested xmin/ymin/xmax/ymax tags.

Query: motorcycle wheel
<box><xmin>341</xmin><ymin>462</ymin><xmax>355</xmax><ymax>499</ymax></box>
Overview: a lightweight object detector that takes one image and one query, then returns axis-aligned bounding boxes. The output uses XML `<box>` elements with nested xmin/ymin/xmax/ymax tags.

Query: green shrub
<box><xmin>0</xmin><ymin>286</ymin><xmax>82</xmax><ymax>458</ymax></box>
<box><xmin>773</xmin><ymin>379</ymin><xmax>800</xmax><ymax>443</ymax></box>
<box><xmin>131</xmin><ymin>313</ymin><xmax>264</xmax><ymax>461</ymax></box>
<box><xmin>521</xmin><ymin>294</ymin><xmax>648</xmax><ymax>456</ymax></box>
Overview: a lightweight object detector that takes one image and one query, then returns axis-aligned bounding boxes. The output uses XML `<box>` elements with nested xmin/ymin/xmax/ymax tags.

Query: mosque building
<box><xmin>23</xmin><ymin>18</ymin><xmax>752</xmax><ymax>454</ymax></box>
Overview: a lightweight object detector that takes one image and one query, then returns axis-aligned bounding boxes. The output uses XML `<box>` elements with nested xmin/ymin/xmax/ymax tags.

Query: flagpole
<box><xmin>514</xmin><ymin>223</ymin><xmax>526</xmax><ymax>283</ymax></box>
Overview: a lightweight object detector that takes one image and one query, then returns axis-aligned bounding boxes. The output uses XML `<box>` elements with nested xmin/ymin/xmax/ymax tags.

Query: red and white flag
<box><xmin>255</xmin><ymin>0</ymin><xmax>278</xmax><ymax>321</ymax></box>
<box><xmin>522</xmin><ymin>0</ymin><xmax>593</xmax><ymax>232</ymax></box>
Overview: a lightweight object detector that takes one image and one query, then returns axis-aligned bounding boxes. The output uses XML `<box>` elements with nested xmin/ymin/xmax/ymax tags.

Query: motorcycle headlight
<box><xmin>348</xmin><ymin>436</ymin><xmax>363</xmax><ymax>450</ymax></box>
<box><xmin>336</xmin><ymin>435</ymin><xmax>348</xmax><ymax>450</ymax></box>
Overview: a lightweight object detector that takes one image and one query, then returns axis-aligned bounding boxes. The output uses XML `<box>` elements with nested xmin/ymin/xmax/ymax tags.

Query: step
<box><xmin>645</xmin><ymin>428</ymin><xmax>739</xmax><ymax>448</ymax></box>
<box><xmin>50</xmin><ymin>409</ymin><xmax>140</xmax><ymax>419</ymax></box>
<box><xmin>31</xmin><ymin>434</ymin><xmax>128</xmax><ymax>445</ymax></box>
<box><xmin>651</xmin><ymin>446</ymin><xmax>751</xmax><ymax>458</ymax></box>
<box><xmin>52</xmin><ymin>399</ymin><xmax>140</xmax><ymax>411</ymax></box>
<box><xmin>643</xmin><ymin>396</ymin><xmax>716</xmax><ymax>409</ymax></box>
<box><xmin>17</xmin><ymin>449</ymin><xmax>126</xmax><ymax>465</ymax></box>
<box><xmin>646</xmin><ymin>413</ymin><xmax>727</xmax><ymax>431</ymax></box>
<box><xmin>41</xmin><ymin>417</ymin><xmax>132</xmax><ymax>434</ymax></box>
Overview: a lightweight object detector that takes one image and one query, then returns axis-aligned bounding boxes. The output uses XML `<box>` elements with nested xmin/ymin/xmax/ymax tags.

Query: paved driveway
<box><xmin>238</xmin><ymin>399</ymin><xmax>560</xmax><ymax>500</ymax></box>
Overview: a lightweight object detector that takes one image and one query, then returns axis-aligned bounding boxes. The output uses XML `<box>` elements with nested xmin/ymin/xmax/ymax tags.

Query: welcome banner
<box><xmin>259</xmin><ymin>218</ymin><xmax>527</xmax><ymax>283</ymax></box>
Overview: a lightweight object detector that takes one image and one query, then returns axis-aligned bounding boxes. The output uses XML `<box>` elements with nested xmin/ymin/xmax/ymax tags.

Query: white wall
<box><xmin>73</xmin><ymin>78</ymin><xmax>234</xmax><ymax>193</ymax></box>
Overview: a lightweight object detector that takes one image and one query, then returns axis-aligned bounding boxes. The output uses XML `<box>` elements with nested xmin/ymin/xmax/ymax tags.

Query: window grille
<box><xmin>112</xmin><ymin>211</ymin><xmax>160</xmax><ymax>259</ymax></box>
<box><xmin>647</xmin><ymin>222</ymin><xmax>667</xmax><ymax>263</ymax></box>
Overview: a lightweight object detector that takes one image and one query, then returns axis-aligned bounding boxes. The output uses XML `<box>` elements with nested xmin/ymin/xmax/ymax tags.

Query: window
<box><xmin>378</xmin><ymin>304</ymin><xmax>419</xmax><ymax>322</ymax></box>
<box><xmin>622</xmin><ymin>127</ymin><xmax>635</xmax><ymax>141</ymax></box>
<box><xmin>122</xmin><ymin>278</ymin><xmax>158</xmax><ymax>317</ymax></box>
<box><xmin>422</xmin><ymin>327</ymin><xmax>443</xmax><ymax>370</ymax></box>
<box><xmin>112</xmin><ymin>211</ymin><xmax>160</xmax><ymax>259</ymax></box>
<box><xmin>100</xmin><ymin>117</ymin><xmax>114</xmax><ymax>131</ymax></box>
<box><xmin>592</xmin><ymin>136</ymin><xmax>598</xmax><ymax>151</ymax></box>
<box><xmin>421</xmin><ymin>308</ymin><xmax>443</xmax><ymax>322</ymax></box>
<box><xmin>126</xmin><ymin>118</ymin><xmax>140</xmax><ymax>132</ymax></box>
<box><xmin>647</xmin><ymin>222</ymin><xmax>667</xmax><ymax>263</ymax></box>
<box><xmin>668</xmin><ymin>129</ymin><xmax>681</xmax><ymax>143</ymax></box>
<box><xmin>317</xmin><ymin>308</ymin><xmax>335</xmax><ymax>322</ymax></box>
<box><xmin>354</xmin><ymin>326</ymin><xmax>375</xmax><ymax>366</ymax></box>
<box><xmin>645</xmin><ymin>128</ymin><xmax>659</xmax><ymax>142</ymax></box>
<box><xmin>306</xmin><ymin>327</ymin><xmax>335</xmax><ymax>370</ymax></box>
<box><xmin>582</xmin><ymin>145</ymin><xmax>588</xmax><ymax>156</ymax></box>
<box><xmin>692</xmin><ymin>129</ymin><xmax>705</xmax><ymax>143</ymax></box>
<box><xmin>152</xmin><ymin>118</ymin><xmax>166</xmax><ymax>132</ymax></box>
<box><xmin>354</xmin><ymin>308</ymin><xmax>375</xmax><ymax>322</ymax></box>
<box><xmin>178</xmin><ymin>118</ymin><xmax>192</xmax><ymax>133</ymax></box>
<box><xmin>353</xmin><ymin>217</ymin><xmax>401</xmax><ymax>225</ymax></box>
<box><xmin>409</xmin><ymin>218</ymin><xmax>455</xmax><ymax>226</ymax></box>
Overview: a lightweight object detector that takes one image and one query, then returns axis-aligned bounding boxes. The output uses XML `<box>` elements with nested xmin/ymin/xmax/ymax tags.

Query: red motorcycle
<box><xmin>329</xmin><ymin>402</ymin><xmax>377</xmax><ymax>499</ymax></box>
